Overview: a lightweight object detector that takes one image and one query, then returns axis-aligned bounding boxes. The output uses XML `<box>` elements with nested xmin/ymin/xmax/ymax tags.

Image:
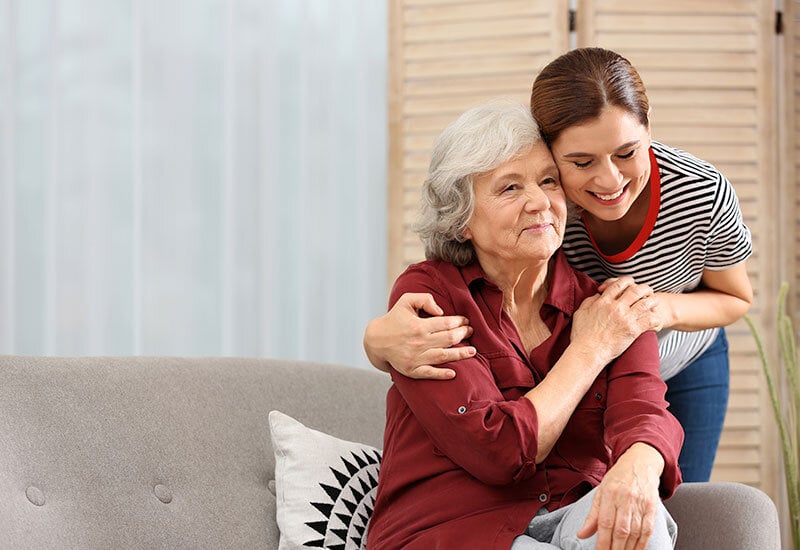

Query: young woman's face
<box><xmin>549</xmin><ymin>106</ymin><xmax>652</xmax><ymax>222</ymax></box>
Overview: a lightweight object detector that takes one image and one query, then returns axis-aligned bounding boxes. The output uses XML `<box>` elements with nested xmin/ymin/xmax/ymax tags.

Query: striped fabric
<box><xmin>561</xmin><ymin>141</ymin><xmax>752</xmax><ymax>380</ymax></box>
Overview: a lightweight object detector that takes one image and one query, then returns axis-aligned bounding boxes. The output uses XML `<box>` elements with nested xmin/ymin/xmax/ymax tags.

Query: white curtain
<box><xmin>0</xmin><ymin>0</ymin><xmax>388</xmax><ymax>367</ymax></box>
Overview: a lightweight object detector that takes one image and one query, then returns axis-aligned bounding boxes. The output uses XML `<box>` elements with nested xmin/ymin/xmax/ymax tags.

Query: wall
<box><xmin>0</xmin><ymin>0</ymin><xmax>388</xmax><ymax>367</ymax></box>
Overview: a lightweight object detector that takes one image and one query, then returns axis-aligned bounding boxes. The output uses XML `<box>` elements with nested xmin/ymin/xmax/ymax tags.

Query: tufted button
<box><xmin>538</xmin><ymin>493</ymin><xmax>548</xmax><ymax>502</ymax></box>
<box><xmin>26</xmin><ymin>486</ymin><xmax>45</xmax><ymax>506</ymax></box>
<box><xmin>457</xmin><ymin>405</ymin><xmax>467</xmax><ymax>414</ymax></box>
<box><xmin>154</xmin><ymin>484</ymin><xmax>173</xmax><ymax>504</ymax></box>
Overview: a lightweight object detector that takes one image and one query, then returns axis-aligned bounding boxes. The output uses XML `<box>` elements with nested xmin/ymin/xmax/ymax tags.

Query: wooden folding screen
<box><xmin>388</xmin><ymin>0</ymin><xmax>786</xmax><ymax>511</ymax></box>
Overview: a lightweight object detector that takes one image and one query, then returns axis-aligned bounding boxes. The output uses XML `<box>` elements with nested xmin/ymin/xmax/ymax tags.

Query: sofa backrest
<box><xmin>0</xmin><ymin>355</ymin><xmax>391</xmax><ymax>549</ymax></box>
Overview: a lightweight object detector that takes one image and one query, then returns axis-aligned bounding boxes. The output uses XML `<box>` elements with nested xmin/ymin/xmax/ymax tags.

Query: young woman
<box><xmin>364</xmin><ymin>48</ymin><xmax>752</xmax><ymax>483</ymax></box>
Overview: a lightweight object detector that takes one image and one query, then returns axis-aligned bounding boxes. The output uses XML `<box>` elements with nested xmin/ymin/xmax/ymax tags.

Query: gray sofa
<box><xmin>0</xmin><ymin>355</ymin><xmax>781</xmax><ymax>549</ymax></box>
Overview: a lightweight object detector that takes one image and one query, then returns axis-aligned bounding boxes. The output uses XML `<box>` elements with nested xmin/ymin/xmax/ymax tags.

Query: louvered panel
<box><xmin>791</xmin><ymin>1</ymin><xmax>800</xmax><ymax>327</ymax></box>
<box><xmin>388</xmin><ymin>0</ymin><xmax>569</xmax><ymax>281</ymax></box>
<box><xmin>576</xmin><ymin>0</ymin><xmax>777</xmax><ymax>500</ymax></box>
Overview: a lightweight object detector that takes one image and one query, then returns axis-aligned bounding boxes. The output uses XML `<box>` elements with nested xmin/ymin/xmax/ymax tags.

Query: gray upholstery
<box><xmin>0</xmin><ymin>355</ymin><xmax>781</xmax><ymax>549</ymax></box>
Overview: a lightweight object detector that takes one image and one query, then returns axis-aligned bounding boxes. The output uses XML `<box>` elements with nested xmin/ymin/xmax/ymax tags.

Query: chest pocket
<box><xmin>485</xmin><ymin>353</ymin><xmax>534</xmax><ymax>397</ymax></box>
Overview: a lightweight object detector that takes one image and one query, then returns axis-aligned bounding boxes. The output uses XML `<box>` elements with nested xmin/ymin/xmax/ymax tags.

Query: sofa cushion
<box><xmin>269</xmin><ymin>410</ymin><xmax>381</xmax><ymax>550</ymax></box>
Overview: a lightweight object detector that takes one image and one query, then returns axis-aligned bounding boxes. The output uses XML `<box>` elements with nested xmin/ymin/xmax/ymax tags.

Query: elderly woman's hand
<box><xmin>363</xmin><ymin>292</ymin><xmax>476</xmax><ymax>379</ymax></box>
<box><xmin>577</xmin><ymin>443</ymin><xmax>665</xmax><ymax>550</ymax></box>
<box><xmin>570</xmin><ymin>277</ymin><xmax>660</xmax><ymax>366</ymax></box>
<box><xmin>598</xmin><ymin>277</ymin><xmax>667</xmax><ymax>332</ymax></box>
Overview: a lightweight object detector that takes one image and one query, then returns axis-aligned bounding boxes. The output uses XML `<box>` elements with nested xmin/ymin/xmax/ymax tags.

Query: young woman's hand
<box><xmin>363</xmin><ymin>293</ymin><xmax>476</xmax><ymax>379</ymax></box>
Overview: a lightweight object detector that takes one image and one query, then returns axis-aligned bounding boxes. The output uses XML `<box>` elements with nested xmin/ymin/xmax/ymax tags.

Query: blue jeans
<box><xmin>664</xmin><ymin>328</ymin><xmax>730</xmax><ymax>482</ymax></box>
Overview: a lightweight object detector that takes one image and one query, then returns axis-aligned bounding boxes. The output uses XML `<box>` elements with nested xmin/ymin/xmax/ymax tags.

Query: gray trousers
<box><xmin>510</xmin><ymin>487</ymin><xmax>678</xmax><ymax>549</ymax></box>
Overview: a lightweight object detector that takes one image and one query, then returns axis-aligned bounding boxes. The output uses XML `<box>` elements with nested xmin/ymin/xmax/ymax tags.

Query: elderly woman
<box><xmin>365</xmin><ymin>101</ymin><xmax>683</xmax><ymax>550</ymax></box>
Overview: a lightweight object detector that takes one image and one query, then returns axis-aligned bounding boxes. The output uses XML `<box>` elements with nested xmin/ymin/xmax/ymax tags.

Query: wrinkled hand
<box><xmin>577</xmin><ymin>443</ymin><xmax>664</xmax><ymax>550</ymax></box>
<box><xmin>598</xmin><ymin>277</ymin><xmax>669</xmax><ymax>332</ymax></box>
<box><xmin>363</xmin><ymin>293</ymin><xmax>476</xmax><ymax>379</ymax></box>
<box><xmin>572</xmin><ymin>277</ymin><xmax>660</xmax><ymax>366</ymax></box>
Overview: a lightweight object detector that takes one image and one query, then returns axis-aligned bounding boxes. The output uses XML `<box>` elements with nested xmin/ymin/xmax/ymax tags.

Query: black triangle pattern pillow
<box><xmin>269</xmin><ymin>410</ymin><xmax>382</xmax><ymax>550</ymax></box>
<box><xmin>302</xmin><ymin>447</ymin><xmax>381</xmax><ymax>548</ymax></box>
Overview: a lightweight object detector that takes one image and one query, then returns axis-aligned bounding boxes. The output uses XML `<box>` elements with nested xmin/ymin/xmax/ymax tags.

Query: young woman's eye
<box><xmin>617</xmin><ymin>150</ymin><xmax>635</xmax><ymax>160</ymax></box>
<box><xmin>573</xmin><ymin>160</ymin><xmax>591</xmax><ymax>169</ymax></box>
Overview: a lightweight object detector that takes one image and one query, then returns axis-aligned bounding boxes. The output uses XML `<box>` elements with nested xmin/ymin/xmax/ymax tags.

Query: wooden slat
<box><xmin>599</xmin><ymin>33</ymin><xmax>758</xmax><ymax>51</ymax></box>
<box><xmin>628</xmin><ymin>51</ymin><xmax>759</xmax><ymax>70</ymax></box>
<box><xmin>595</xmin><ymin>14</ymin><xmax>757</xmax><ymax>32</ymax></box>
<box><xmin>640</xmin><ymin>70</ymin><xmax>758</xmax><ymax>89</ymax></box>
<box><xmin>406</xmin><ymin>74</ymin><xmax>536</xmax><ymax>97</ymax></box>
<box><xmin>647</xmin><ymin>89</ymin><xmax>757</xmax><ymax>107</ymax></box>
<box><xmin>404</xmin><ymin>16</ymin><xmax>550</xmax><ymax>43</ymax></box>
<box><xmin>405</xmin><ymin>54</ymin><xmax>552</xmax><ymax>79</ymax></box>
<box><xmin>404</xmin><ymin>35</ymin><xmax>550</xmax><ymax>61</ymax></box>
<box><xmin>590</xmin><ymin>0</ymin><xmax>758</xmax><ymax>15</ymax></box>
<box><xmin>404</xmin><ymin>0</ymin><xmax>550</xmax><ymax>23</ymax></box>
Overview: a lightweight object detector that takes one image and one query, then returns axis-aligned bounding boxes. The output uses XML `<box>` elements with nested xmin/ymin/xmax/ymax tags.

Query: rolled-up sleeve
<box><xmin>388</xmin><ymin>266</ymin><xmax>540</xmax><ymax>486</ymax></box>
<box><xmin>604</xmin><ymin>331</ymin><xmax>684</xmax><ymax>498</ymax></box>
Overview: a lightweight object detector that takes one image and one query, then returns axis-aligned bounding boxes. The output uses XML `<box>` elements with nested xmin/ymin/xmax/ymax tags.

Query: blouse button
<box><xmin>538</xmin><ymin>493</ymin><xmax>548</xmax><ymax>502</ymax></box>
<box><xmin>457</xmin><ymin>405</ymin><xmax>467</xmax><ymax>414</ymax></box>
<box><xmin>595</xmin><ymin>392</ymin><xmax>602</xmax><ymax>401</ymax></box>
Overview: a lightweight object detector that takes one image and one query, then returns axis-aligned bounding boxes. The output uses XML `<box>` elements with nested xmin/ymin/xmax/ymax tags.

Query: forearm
<box><xmin>525</xmin><ymin>345</ymin><xmax>606</xmax><ymax>462</ymax></box>
<box><xmin>613</xmin><ymin>442</ymin><xmax>665</xmax><ymax>482</ymax></box>
<box><xmin>658</xmin><ymin>263</ymin><xmax>752</xmax><ymax>331</ymax></box>
<box><xmin>658</xmin><ymin>288</ymin><xmax>751</xmax><ymax>331</ymax></box>
<box><xmin>363</xmin><ymin>317</ymin><xmax>392</xmax><ymax>373</ymax></box>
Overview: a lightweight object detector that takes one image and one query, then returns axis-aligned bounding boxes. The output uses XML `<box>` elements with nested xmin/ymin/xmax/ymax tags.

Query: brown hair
<box><xmin>530</xmin><ymin>47</ymin><xmax>649</xmax><ymax>146</ymax></box>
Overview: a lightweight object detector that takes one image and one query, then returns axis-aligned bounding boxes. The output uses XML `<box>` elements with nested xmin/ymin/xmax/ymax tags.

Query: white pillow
<box><xmin>269</xmin><ymin>410</ymin><xmax>381</xmax><ymax>550</ymax></box>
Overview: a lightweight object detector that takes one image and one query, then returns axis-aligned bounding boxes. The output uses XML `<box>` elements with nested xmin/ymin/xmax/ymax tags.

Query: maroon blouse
<box><xmin>366</xmin><ymin>251</ymin><xmax>683</xmax><ymax>550</ymax></box>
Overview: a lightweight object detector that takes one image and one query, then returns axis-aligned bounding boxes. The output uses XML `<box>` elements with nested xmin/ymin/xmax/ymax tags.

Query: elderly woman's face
<box><xmin>463</xmin><ymin>142</ymin><xmax>566</xmax><ymax>267</ymax></box>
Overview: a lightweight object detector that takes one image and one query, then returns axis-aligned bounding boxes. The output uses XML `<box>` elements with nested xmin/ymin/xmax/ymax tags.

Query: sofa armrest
<box><xmin>666</xmin><ymin>482</ymin><xmax>780</xmax><ymax>550</ymax></box>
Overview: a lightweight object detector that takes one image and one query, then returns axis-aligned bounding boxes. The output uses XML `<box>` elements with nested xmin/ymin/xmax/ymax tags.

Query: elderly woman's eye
<box><xmin>541</xmin><ymin>177</ymin><xmax>559</xmax><ymax>187</ymax></box>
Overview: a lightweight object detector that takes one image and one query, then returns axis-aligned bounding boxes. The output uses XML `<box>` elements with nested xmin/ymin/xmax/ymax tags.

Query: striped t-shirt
<box><xmin>561</xmin><ymin>140</ymin><xmax>752</xmax><ymax>381</ymax></box>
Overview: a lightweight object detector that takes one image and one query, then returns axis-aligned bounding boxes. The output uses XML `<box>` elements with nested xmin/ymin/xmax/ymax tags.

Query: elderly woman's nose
<box><xmin>523</xmin><ymin>185</ymin><xmax>550</xmax><ymax>210</ymax></box>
